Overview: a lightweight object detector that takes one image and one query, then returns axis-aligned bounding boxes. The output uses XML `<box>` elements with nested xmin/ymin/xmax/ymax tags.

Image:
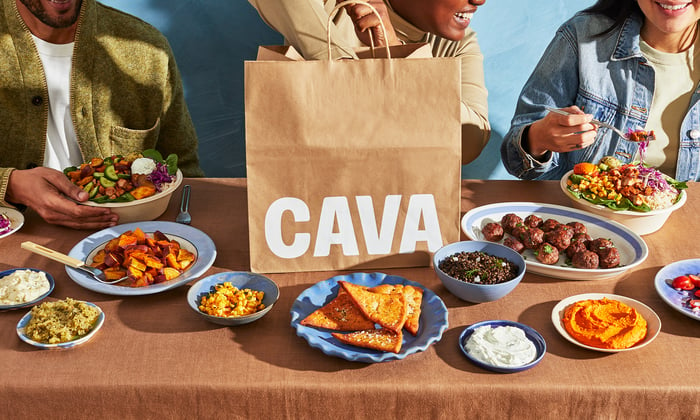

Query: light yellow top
<box><xmin>640</xmin><ymin>34</ymin><xmax>700</xmax><ymax>175</ymax></box>
<box><xmin>247</xmin><ymin>0</ymin><xmax>490</xmax><ymax>164</ymax></box>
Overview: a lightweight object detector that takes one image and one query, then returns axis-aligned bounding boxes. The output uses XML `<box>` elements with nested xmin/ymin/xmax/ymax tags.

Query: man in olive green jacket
<box><xmin>0</xmin><ymin>0</ymin><xmax>203</xmax><ymax>229</ymax></box>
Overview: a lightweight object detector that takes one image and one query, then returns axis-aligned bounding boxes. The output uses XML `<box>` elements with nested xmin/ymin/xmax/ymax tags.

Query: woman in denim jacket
<box><xmin>501</xmin><ymin>0</ymin><xmax>700</xmax><ymax>182</ymax></box>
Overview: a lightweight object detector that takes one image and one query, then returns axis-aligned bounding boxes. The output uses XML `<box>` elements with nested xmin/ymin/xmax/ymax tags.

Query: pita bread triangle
<box><xmin>331</xmin><ymin>328</ymin><xmax>403</xmax><ymax>353</ymax></box>
<box><xmin>300</xmin><ymin>290</ymin><xmax>375</xmax><ymax>331</ymax></box>
<box><xmin>339</xmin><ymin>281</ymin><xmax>408</xmax><ymax>333</ymax></box>
<box><xmin>370</xmin><ymin>284</ymin><xmax>423</xmax><ymax>336</ymax></box>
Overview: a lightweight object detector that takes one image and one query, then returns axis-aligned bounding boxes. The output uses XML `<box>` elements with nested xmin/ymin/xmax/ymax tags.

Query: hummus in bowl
<box><xmin>551</xmin><ymin>293</ymin><xmax>661</xmax><ymax>352</ymax></box>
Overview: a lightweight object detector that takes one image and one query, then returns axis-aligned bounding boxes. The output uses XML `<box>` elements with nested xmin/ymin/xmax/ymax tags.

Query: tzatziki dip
<box><xmin>0</xmin><ymin>270</ymin><xmax>50</xmax><ymax>305</ymax></box>
<box><xmin>465</xmin><ymin>325</ymin><xmax>536</xmax><ymax>367</ymax></box>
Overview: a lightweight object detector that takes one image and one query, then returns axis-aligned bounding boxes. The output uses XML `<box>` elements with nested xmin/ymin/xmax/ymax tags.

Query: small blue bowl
<box><xmin>433</xmin><ymin>241</ymin><xmax>526</xmax><ymax>303</ymax></box>
<box><xmin>0</xmin><ymin>268</ymin><xmax>54</xmax><ymax>310</ymax></box>
<box><xmin>187</xmin><ymin>271</ymin><xmax>279</xmax><ymax>326</ymax></box>
<box><xmin>459</xmin><ymin>320</ymin><xmax>546</xmax><ymax>373</ymax></box>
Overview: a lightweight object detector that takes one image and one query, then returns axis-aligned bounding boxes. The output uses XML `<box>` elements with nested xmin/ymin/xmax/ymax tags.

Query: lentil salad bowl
<box><xmin>433</xmin><ymin>241</ymin><xmax>526</xmax><ymax>303</ymax></box>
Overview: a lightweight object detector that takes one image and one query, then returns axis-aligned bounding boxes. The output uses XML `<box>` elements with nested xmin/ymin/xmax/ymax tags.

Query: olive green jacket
<box><xmin>0</xmin><ymin>0</ymin><xmax>203</xmax><ymax>207</ymax></box>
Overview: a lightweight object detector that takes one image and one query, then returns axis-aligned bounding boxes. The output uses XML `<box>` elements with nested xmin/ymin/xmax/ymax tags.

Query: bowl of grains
<box><xmin>433</xmin><ymin>241</ymin><xmax>526</xmax><ymax>303</ymax></box>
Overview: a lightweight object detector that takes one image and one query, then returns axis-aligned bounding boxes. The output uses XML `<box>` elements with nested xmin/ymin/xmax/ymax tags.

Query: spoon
<box><xmin>176</xmin><ymin>184</ymin><xmax>191</xmax><ymax>225</ymax></box>
<box><xmin>21</xmin><ymin>241</ymin><xmax>128</xmax><ymax>284</ymax></box>
<box><xmin>544</xmin><ymin>107</ymin><xmax>653</xmax><ymax>142</ymax></box>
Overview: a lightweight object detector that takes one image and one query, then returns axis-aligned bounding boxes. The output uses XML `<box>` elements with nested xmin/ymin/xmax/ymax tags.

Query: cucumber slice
<box><xmin>99</xmin><ymin>176</ymin><xmax>116</xmax><ymax>188</ymax></box>
<box><xmin>104</xmin><ymin>165</ymin><xmax>119</xmax><ymax>181</ymax></box>
<box><xmin>93</xmin><ymin>172</ymin><xmax>104</xmax><ymax>178</ymax></box>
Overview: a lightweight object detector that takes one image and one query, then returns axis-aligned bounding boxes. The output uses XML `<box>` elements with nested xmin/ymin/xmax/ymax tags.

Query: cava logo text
<box><xmin>264</xmin><ymin>195</ymin><xmax>444</xmax><ymax>259</ymax></box>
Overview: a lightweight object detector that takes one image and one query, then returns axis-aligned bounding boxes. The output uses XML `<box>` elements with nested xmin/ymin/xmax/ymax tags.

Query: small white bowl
<box><xmin>82</xmin><ymin>170</ymin><xmax>183</xmax><ymax>224</ymax></box>
<box><xmin>559</xmin><ymin>170</ymin><xmax>686</xmax><ymax>235</ymax></box>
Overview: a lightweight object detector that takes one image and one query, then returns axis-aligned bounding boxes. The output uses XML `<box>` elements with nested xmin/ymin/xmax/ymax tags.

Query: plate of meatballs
<box><xmin>461</xmin><ymin>202</ymin><xmax>648</xmax><ymax>280</ymax></box>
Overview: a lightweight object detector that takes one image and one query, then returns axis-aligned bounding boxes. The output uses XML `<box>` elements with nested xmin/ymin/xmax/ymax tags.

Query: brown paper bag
<box><xmin>245</xmin><ymin>29</ymin><xmax>461</xmax><ymax>273</ymax></box>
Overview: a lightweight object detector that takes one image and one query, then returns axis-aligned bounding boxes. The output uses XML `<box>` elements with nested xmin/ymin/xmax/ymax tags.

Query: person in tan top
<box><xmin>247</xmin><ymin>0</ymin><xmax>491</xmax><ymax>165</ymax></box>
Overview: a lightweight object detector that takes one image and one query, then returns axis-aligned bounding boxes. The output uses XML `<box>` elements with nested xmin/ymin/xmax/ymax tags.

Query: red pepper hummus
<box><xmin>563</xmin><ymin>298</ymin><xmax>647</xmax><ymax>349</ymax></box>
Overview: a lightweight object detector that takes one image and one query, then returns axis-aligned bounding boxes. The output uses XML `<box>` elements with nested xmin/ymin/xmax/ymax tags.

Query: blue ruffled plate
<box><xmin>290</xmin><ymin>272</ymin><xmax>448</xmax><ymax>363</ymax></box>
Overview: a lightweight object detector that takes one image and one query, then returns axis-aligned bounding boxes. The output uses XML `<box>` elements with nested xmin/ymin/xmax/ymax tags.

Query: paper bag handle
<box><xmin>328</xmin><ymin>1</ymin><xmax>392</xmax><ymax>60</ymax></box>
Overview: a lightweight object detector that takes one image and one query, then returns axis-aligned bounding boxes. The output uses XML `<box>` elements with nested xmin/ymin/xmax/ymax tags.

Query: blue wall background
<box><xmin>101</xmin><ymin>0</ymin><xmax>595</xmax><ymax>179</ymax></box>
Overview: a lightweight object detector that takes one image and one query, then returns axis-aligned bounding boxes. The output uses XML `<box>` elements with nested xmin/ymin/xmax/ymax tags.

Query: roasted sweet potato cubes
<box><xmin>90</xmin><ymin>228</ymin><xmax>195</xmax><ymax>287</ymax></box>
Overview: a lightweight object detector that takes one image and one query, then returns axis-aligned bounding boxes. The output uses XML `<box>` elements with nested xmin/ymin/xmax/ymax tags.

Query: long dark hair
<box><xmin>583</xmin><ymin>0</ymin><xmax>642</xmax><ymax>36</ymax></box>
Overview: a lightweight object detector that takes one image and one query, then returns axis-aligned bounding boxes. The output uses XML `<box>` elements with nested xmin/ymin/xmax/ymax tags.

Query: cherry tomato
<box><xmin>671</xmin><ymin>275</ymin><xmax>695</xmax><ymax>290</ymax></box>
<box><xmin>689</xmin><ymin>274</ymin><xmax>700</xmax><ymax>288</ymax></box>
<box><xmin>688</xmin><ymin>300</ymin><xmax>700</xmax><ymax>310</ymax></box>
<box><xmin>695</xmin><ymin>290</ymin><xmax>700</xmax><ymax>298</ymax></box>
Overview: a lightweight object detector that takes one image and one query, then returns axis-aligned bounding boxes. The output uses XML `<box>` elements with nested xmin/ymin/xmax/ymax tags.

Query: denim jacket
<box><xmin>501</xmin><ymin>11</ymin><xmax>700</xmax><ymax>181</ymax></box>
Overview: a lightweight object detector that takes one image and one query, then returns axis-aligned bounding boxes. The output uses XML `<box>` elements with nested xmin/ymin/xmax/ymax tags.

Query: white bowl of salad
<box><xmin>560</xmin><ymin>156</ymin><xmax>687</xmax><ymax>235</ymax></box>
<box><xmin>64</xmin><ymin>150</ymin><xmax>183</xmax><ymax>224</ymax></box>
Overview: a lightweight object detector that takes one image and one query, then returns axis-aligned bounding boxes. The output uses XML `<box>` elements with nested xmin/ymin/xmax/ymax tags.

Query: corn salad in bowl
<box><xmin>187</xmin><ymin>272</ymin><xmax>279</xmax><ymax>326</ymax></box>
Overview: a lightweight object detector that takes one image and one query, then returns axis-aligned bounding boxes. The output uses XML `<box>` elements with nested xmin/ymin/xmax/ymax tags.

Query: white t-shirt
<box><xmin>32</xmin><ymin>35</ymin><xmax>82</xmax><ymax>170</ymax></box>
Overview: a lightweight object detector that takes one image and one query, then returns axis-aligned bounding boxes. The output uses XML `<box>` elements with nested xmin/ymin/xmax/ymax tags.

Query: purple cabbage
<box><xmin>0</xmin><ymin>214</ymin><xmax>11</xmax><ymax>235</ymax></box>
<box><xmin>146</xmin><ymin>162</ymin><xmax>175</xmax><ymax>191</ymax></box>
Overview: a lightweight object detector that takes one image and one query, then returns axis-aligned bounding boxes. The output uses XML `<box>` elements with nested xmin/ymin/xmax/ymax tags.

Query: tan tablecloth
<box><xmin>1</xmin><ymin>179</ymin><xmax>698</xmax><ymax>419</ymax></box>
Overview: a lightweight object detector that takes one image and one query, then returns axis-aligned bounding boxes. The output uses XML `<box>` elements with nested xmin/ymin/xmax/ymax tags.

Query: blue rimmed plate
<box><xmin>461</xmin><ymin>202</ymin><xmax>648</xmax><ymax>280</ymax></box>
<box><xmin>654</xmin><ymin>259</ymin><xmax>700</xmax><ymax>321</ymax></box>
<box><xmin>458</xmin><ymin>320</ymin><xmax>546</xmax><ymax>373</ymax></box>
<box><xmin>16</xmin><ymin>301</ymin><xmax>105</xmax><ymax>349</ymax></box>
<box><xmin>0</xmin><ymin>268</ymin><xmax>54</xmax><ymax>310</ymax></box>
<box><xmin>290</xmin><ymin>272</ymin><xmax>448</xmax><ymax>363</ymax></box>
<box><xmin>66</xmin><ymin>221</ymin><xmax>216</xmax><ymax>296</ymax></box>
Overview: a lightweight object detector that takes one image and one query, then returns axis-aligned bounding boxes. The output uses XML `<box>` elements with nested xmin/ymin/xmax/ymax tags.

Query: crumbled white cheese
<box><xmin>130</xmin><ymin>157</ymin><xmax>157</xmax><ymax>175</ymax></box>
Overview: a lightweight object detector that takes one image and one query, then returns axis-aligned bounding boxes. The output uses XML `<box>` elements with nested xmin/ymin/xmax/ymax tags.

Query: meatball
<box><xmin>541</xmin><ymin>218</ymin><xmax>562</xmax><ymax>232</ymax></box>
<box><xmin>572</xmin><ymin>232</ymin><xmax>592</xmax><ymax>243</ymax></box>
<box><xmin>500</xmin><ymin>213</ymin><xmax>523</xmax><ymax>234</ymax></box>
<box><xmin>535</xmin><ymin>242</ymin><xmax>559</xmax><ymax>265</ymax></box>
<box><xmin>523</xmin><ymin>214</ymin><xmax>543</xmax><ymax>229</ymax></box>
<box><xmin>511</xmin><ymin>224</ymin><xmax>528</xmax><ymax>241</ymax></box>
<box><xmin>571</xmin><ymin>250</ymin><xmax>600</xmax><ymax>269</ymax></box>
<box><xmin>598</xmin><ymin>247</ymin><xmax>621</xmax><ymax>268</ymax></box>
<box><xmin>566</xmin><ymin>221</ymin><xmax>587</xmax><ymax>235</ymax></box>
<box><xmin>588</xmin><ymin>238</ymin><xmax>614</xmax><ymax>254</ymax></box>
<box><xmin>521</xmin><ymin>227</ymin><xmax>544</xmax><ymax>250</ymax></box>
<box><xmin>503</xmin><ymin>236</ymin><xmax>525</xmax><ymax>254</ymax></box>
<box><xmin>545</xmin><ymin>227</ymin><xmax>574</xmax><ymax>251</ymax></box>
<box><xmin>482</xmin><ymin>222</ymin><xmax>504</xmax><ymax>242</ymax></box>
<box><xmin>566</xmin><ymin>240</ymin><xmax>588</xmax><ymax>259</ymax></box>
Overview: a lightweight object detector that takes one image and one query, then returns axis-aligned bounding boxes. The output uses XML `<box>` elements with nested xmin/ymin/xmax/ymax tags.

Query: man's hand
<box><xmin>525</xmin><ymin>106</ymin><xmax>598</xmax><ymax>158</ymax></box>
<box><xmin>6</xmin><ymin>167</ymin><xmax>119</xmax><ymax>229</ymax></box>
<box><xmin>340</xmin><ymin>0</ymin><xmax>402</xmax><ymax>47</ymax></box>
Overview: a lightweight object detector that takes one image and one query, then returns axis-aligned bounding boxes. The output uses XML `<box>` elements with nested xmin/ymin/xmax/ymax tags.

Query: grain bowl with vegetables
<box><xmin>64</xmin><ymin>149</ymin><xmax>182</xmax><ymax>224</ymax></box>
<box><xmin>560</xmin><ymin>156</ymin><xmax>687</xmax><ymax>235</ymax></box>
